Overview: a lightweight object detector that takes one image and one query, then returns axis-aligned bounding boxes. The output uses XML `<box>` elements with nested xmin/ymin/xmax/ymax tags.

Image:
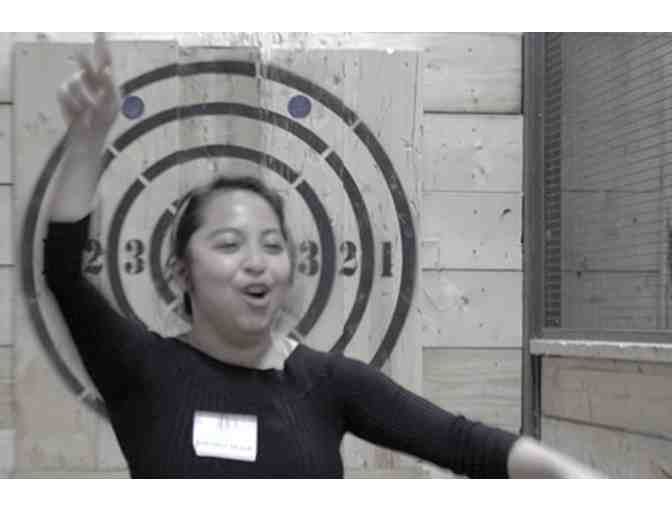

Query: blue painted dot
<box><xmin>288</xmin><ymin>95</ymin><xmax>311</xmax><ymax>119</ymax></box>
<box><xmin>122</xmin><ymin>95</ymin><xmax>145</xmax><ymax>120</ymax></box>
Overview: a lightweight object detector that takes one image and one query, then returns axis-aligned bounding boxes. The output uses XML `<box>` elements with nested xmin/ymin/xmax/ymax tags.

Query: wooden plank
<box><xmin>423</xmin><ymin>114</ymin><xmax>522</xmax><ymax>192</ymax></box>
<box><xmin>0</xmin><ymin>186</ymin><xmax>11</xmax><ymax>265</ymax></box>
<box><xmin>3</xmin><ymin>33</ymin><xmax>522</xmax><ymax>112</ymax></box>
<box><xmin>0</xmin><ymin>267</ymin><xmax>12</xmax><ymax>346</ymax></box>
<box><xmin>95</xmin><ymin>416</ymin><xmax>127</xmax><ymax>471</ymax></box>
<box><xmin>10</xmin><ymin>469</ymin><xmax>129</xmax><ymax>478</ymax></box>
<box><xmin>345</xmin><ymin>467</ymin><xmax>429</xmax><ymax>478</ymax></box>
<box><xmin>0</xmin><ymin>344</ymin><xmax>11</xmax><ymax>430</ymax></box>
<box><xmin>13</xmin><ymin>41</ymin><xmax>177</xmax><ymax>473</ymax></box>
<box><xmin>260</xmin><ymin>48</ymin><xmax>423</xmax><ymax>473</ymax></box>
<box><xmin>0</xmin><ymin>33</ymin><xmax>14</xmax><ymax>102</ymax></box>
<box><xmin>178</xmin><ymin>32</ymin><xmax>522</xmax><ymax>113</ymax></box>
<box><xmin>423</xmin><ymin>347</ymin><xmax>521</xmax><ymax>434</ymax></box>
<box><xmin>419</xmin><ymin>270</ymin><xmax>522</xmax><ymax>348</ymax></box>
<box><xmin>421</xmin><ymin>192</ymin><xmax>521</xmax><ymax>270</ymax></box>
<box><xmin>542</xmin><ymin>356</ymin><xmax>672</xmax><ymax>439</ymax></box>
<box><xmin>0</xmin><ymin>429</ymin><xmax>14</xmax><ymax>475</ymax></box>
<box><xmin>0</xmin><ymin>347</ymin><xmax>10</xmax><ymax>379</ymax></box>
<box><xmin>0</xmin><ymin>106</ymin><xmax>10</xmax><ymax>183</ymax></box>
<box><xmin>421</xmin><ymin>347</ymin><xmax>521</xmax><ymax>478</ymax></box>
<box><xmin>542</xmin><ymin>416</ymin><xmax>672</xmax><ymax>478</ymax></box>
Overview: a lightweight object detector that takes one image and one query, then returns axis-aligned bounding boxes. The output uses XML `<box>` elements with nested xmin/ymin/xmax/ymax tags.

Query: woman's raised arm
<box><xmin>49</xmin><ymin>32</ymin><xmax>120</xmax><ymax>222</ymax></box>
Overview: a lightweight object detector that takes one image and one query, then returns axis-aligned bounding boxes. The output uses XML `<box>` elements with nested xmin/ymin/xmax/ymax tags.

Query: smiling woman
<box><xmin>40</xmin><ymin>33</ymin><xmax>603</xmax><ymax>478</ymax></box>
<box><xmin>168</xmin><ymin>179</ymin><xmax>297</xmax><ymax>369</ymax></box>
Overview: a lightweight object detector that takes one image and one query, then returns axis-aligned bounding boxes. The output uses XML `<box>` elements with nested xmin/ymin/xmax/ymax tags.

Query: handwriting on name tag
<box><xmin>193</xmin><ymin>411</ymin><xmax>258</xmax><ymax>462</ymax></box>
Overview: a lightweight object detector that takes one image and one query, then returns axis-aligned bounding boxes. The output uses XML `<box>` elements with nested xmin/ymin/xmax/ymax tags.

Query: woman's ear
<box><xmin>172</xmin><ymin>257</ymin><xmax>191</xmax><ymax>292</ymax></box>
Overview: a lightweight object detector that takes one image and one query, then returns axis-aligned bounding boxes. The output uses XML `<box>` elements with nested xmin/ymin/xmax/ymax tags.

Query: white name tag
<box><xmin>193</xmin><ymin>411</ymin><xmax>258</xmax><ymax>462</ymax></box>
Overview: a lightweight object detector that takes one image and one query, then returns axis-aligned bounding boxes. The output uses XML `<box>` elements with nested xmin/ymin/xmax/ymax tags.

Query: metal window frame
<box><xmin>522</xmin><ymin>32</ymin><xmax>545</xmax><ymax>438</ymax></box>
<box><xmin>522</xmin><ymin>32</ymin><xmax>672</xmax><ymax>437</ymax></box>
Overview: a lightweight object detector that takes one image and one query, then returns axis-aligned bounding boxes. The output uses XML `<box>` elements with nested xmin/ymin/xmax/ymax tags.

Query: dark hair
<box><xmin>168</xmin><ymin>175</ymin><xmax>296</xmax><ymax>318</ymax></box>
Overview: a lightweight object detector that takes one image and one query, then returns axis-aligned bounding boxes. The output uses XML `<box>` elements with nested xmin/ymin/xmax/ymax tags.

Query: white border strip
<box><xmin>531</xmin><ymin>338</ymin><xmax>672</xmax><ymax>364</ymax></box>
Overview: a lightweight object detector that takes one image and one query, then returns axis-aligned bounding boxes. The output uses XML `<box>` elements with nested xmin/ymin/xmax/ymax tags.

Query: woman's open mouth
<box><xmin>241</xmin><ymin>284</ymin><xmax>271</xmax><ymax>307</ymax></box>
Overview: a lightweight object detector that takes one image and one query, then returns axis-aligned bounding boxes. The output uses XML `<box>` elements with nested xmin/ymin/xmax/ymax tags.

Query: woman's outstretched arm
<box><xmin>507</xmin><ymin>436</ymin><xmax>603</xmax><ymax>478</ymax></box>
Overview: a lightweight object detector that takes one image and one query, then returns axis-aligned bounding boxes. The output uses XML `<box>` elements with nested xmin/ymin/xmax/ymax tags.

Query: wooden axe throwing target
<box><xmin>17</xmin><ymin>45</ymin><xmax>422</xmax><ymax>418</ymax></box>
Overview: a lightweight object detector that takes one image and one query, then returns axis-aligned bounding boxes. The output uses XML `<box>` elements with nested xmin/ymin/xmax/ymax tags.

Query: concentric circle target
<box><xmin>22</xmin><ymin>58</ymin><xmax>418</xmax><ymax>417</ymax></box>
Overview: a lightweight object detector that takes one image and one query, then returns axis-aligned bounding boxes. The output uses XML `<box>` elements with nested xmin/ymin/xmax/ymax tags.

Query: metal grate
<box><xmin>543</xmin><ymin>33</ymin><xmax>672</xmax><ymax>331</ymax></box>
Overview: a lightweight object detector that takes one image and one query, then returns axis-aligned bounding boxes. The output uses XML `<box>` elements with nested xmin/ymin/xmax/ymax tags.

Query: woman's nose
<box><xmin>243</xmin><ymin>248</ymin><xmax>267</xmax><ymax>274</ymax></box>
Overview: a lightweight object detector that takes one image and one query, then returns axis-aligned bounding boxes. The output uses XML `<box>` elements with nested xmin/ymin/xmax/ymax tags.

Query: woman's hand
<box><xmin>57</xmin><ymin>32</ymin><xmax>120</xmax><ymax>142</ymax></box>
<box><xmin>49</xmin><ymin>33</ymin><xmax>121</xmax><ymax>222</ymax></box>
<box><xmin>507</xmin><ymin>436</ymin><xmax>606</xmax><ymax>478</ymax></box>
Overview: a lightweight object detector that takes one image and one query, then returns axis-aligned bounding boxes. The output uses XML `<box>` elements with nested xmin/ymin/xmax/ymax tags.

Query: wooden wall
<box><xmin>0</xmin><ymin>32</ymin><xmax>523</xmax><ymax>478</ymax></box>
<box><xmin>540</xmin><ymin>354</ymin><xmax>672</xmax><ymax>477</ymax></box>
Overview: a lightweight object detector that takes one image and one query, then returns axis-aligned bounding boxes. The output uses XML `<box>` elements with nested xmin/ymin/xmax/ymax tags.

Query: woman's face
<box><xmin>182</xmin><ymin>189</ymin><xmax>292</xmax><ymax>342</ymax></box>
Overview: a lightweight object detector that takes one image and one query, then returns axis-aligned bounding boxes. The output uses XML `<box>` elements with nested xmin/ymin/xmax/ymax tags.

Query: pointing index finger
<box><xmin>93</xmin><ymin>32</ymin><xmax>113</xmax><ymax>74</ymax></box>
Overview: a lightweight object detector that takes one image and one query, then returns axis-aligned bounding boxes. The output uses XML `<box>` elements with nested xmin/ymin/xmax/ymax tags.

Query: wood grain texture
<box><xmin>13</xmin><ymin>41</ymin><xmax>177</xmax><ymax>473</ymax></box>
<box><xmin>0</xmin><ymin>106</ymin><xmax>10</xmax><ymax>183</ymax></box>
<box><xmin>423</xmin><ymin>347</ymin><xmax>521</xmax><ymax>434</ymax></box>
<box><xmin>181</xmin><ymin>32</ymin><xmax>521</xmax><ymax>113</ymax></box>
<box><xmin>542</xmin><ymin>416</ymin><xmax>672</xmax><ymax>478</ymax></box>
<box><xmin>418</xmin><ymin>269</ymin><xmax>521</xmax><ymax>348</ymax></box>
<box><xmin>0</xmin><ymin>346</ymin><xmax>10</xmax><ymax>379</ymax></box>
<box><xmin>420</xmin><ymin>347</ymin><xmax>521</xmax><ymax>478</ymax></box>
<box><xmin>2</xmin><ymin>33</ymin><xmax>521</xmax><ymax>112</ymax></box>
<box><xmin>0</xmin><ymin>429</ymin><xmax>14</xmax><ymax>475</ymax></box>
<box><xmin>423</xmin><ymin>114</ymin><xmax>522</xmax><ymax>192</ymax></box>
<box><xmin>0</xmin><ymin>185</ymin><xmax>11</xmax><ymax>265</ymax></box>
<box><xmin>542</xmin><ymin>356</ymin><xmax>672</xmax><ymax>439</ymax></box>
<box><xmin>0</xmin><ymin>267</ymin><xmax>12</xmax><ymax>346</ymax></box>
<box><xmin>421</xmin><ymin>192</ymin><xmax>521</xmax><ymax>270</ymax></box>
<box><xmin>0</xmin><ymin>347</ymin><xmax>14</xmax><ymax>429</ymax></box>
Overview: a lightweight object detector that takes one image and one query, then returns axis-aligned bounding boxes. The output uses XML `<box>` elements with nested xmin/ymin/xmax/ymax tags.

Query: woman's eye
<box><xmin>265</xmin><ymin>243</ymin><xmax>284</xmax><ymax>253</ymax></box>
<box><xmin>215</xmin><ymin>242</ymin><xmax>238</xmax><ymax>251</ymax></box>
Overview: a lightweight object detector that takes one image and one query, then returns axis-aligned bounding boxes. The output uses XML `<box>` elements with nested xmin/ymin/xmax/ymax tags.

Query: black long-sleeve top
<box><xmin>43</xmin><ymin>214</ymin><xmax>519</xmax><ymax>478</ymax></box>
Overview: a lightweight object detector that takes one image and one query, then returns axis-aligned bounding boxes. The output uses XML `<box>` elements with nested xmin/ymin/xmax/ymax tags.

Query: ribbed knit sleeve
<box><xmin>329</xmin><ymin>353</ymin><xmax>519</xmax><ymax>478</ymax></box>
<box><xmin>43</xmin><ymin>214</ymin><xmax>155</xmax><ymax>406</ymax></box>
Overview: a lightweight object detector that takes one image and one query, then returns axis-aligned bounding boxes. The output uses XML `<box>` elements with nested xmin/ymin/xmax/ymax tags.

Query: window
<box><xmin>534</xmin><ymin>33</ymin><xmax>672</xmax><ymax>339</ymax></box>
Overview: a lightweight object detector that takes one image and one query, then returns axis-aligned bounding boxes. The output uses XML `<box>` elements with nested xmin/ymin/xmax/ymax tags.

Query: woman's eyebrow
<box><xmin>206</xmin><ymin>227</ymin><xmax>241</xmax><ymax>240</ymax></box>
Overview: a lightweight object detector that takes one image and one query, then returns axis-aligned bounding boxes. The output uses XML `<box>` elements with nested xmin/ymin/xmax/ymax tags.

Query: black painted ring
<box><xmin>23</xmin><ymin>58</ymin><xmax>417</xmax><ymax>420</ymax></box>
<box><xmin>102</xmin><ymin>101</ymin><xmax>376</xmax><ymax>356</ymax></box>
<box><xmin>108</xmin><ymin>144</ymin><xmax>336</xmax><ymax>340</ymax></box>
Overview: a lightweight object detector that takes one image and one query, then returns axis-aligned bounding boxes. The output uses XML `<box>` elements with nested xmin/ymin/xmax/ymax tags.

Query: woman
<box><xmin>45</xmin><ymin>34</ymin><xmax>602</xmax><ymax>478</ymax></box>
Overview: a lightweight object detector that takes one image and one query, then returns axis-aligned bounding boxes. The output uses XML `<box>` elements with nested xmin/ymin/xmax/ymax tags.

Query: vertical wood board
<box><xmin>0</xmin><ymin>267</ymin><xmax>12</xmax><ymax>346</ymax></box>
<box><xmin>261</xmin><ymin>48</ymin><xmax>423</xmax><ymax>472</ymax></box>
<box><xmin>0</xmin><ymin>105</ymin><xmax>10</xmax><ymax>183</ymax></box>
<box><xmin>0</xmin><ymin>429</ymin><xmax>14</xmax><ymax>475</ymax></box>
<box><xmin>13</xmin><ymin>41</ymin><xmax>178</xmax><ymax>472</ymax></box>
<box><xmin>419</xmin><ymin>269</ymin><xmax>522</xmax><ymax>348</ymax></box>
<box><xmin>423</xmin><ymin>347</ymin><xmax>521</xmax><ymax>434</ymax></box>
<box><xmin>542</xmin><ymin>356</ymin><xmax>672</xmax><ymax>439</ymax></box>
<box><xmin>421</xmin><ymin>192</ymin><xmax>522</xmax><ymax>269</ymax></box>
<box><xmin>0</xmin><ymin>185</ymin><xmax>12</xmax><ymax>264</ymax></box>
<box><xmin>423</xmin><ymin>114</ymin><xmax>522</xmax><ymax>192</ymax></box>
<box><xmin>421</xmin><ymin>347</ymin><xmax>521</xmax><ymax>478</ymax></box>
